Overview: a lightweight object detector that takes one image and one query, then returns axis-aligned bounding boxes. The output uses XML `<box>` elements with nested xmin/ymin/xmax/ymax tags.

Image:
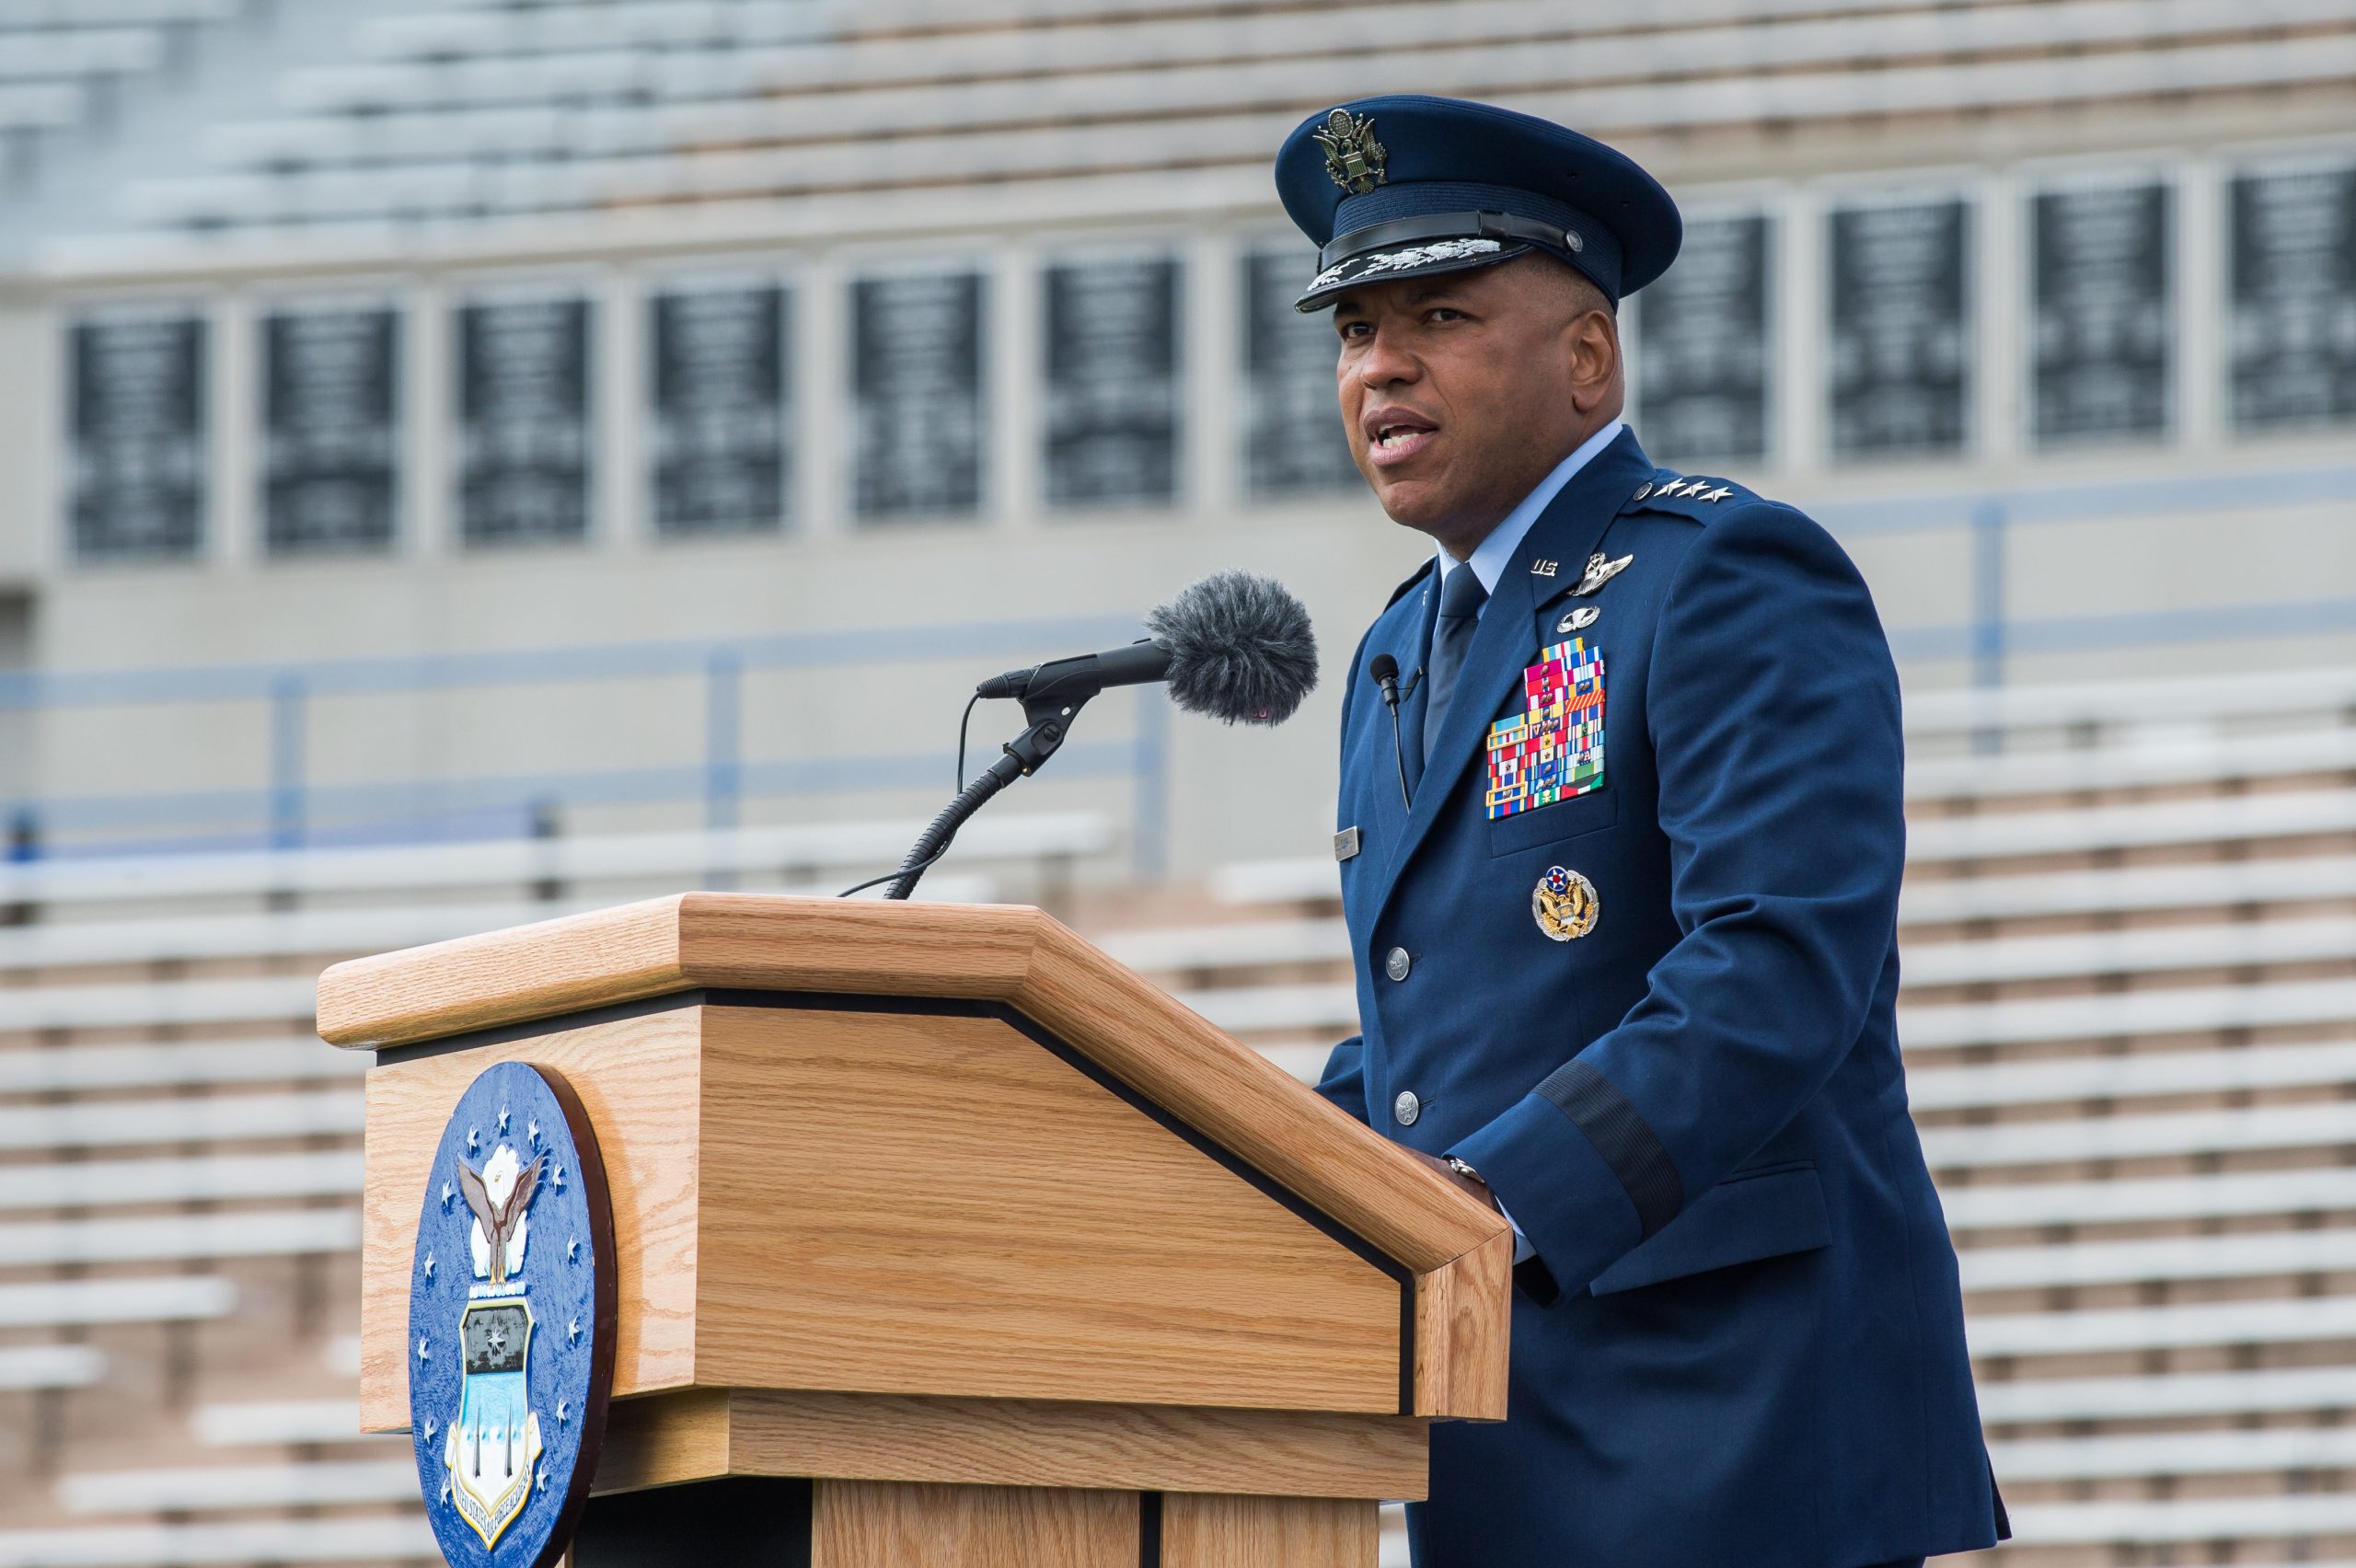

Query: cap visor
<box><xmin>1294</xmin><ymin>237</ymin><xmax>1531</xmax><ymax>312</ymax></box>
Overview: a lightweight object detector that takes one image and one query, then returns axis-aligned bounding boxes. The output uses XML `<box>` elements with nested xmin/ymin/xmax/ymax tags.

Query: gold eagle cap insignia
<box><xmin>1314</xmin><ymin>109</ymin><xmax>1389</xmax><ymax>195</ymax></box>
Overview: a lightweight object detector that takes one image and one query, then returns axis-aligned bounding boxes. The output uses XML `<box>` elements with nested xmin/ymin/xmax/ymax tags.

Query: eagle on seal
<box><xmin>456</xmin><ymin>1149</ymin><xmax>543</xmax><ymax>1286</ymax></box>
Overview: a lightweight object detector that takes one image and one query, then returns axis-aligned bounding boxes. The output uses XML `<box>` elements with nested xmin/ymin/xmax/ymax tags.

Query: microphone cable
<box><xmin>837</xmin><ymin>692</ymin><xmax>982</xmax><ymax>898</ymax></box>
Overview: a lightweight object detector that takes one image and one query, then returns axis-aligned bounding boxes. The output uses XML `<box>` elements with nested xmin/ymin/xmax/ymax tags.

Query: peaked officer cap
<box><xmin>1276</xmin><ymin>95</ymin><xmax>1681</xmax><ymax>312</ymax></box>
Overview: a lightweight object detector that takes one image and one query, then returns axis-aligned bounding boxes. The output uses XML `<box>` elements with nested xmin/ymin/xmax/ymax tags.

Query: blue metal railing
<box><xmin>4</xmin><ymin>455</ymin><xmax>2353</xmax><ymax>869</ymax></box>
<box><xmin>0</xmin><ymin>613</ymin><xmax>1171</xmax><ymax>876</ymax></box>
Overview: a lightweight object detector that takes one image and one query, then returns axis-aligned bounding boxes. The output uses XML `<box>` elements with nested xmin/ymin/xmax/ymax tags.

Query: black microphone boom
<box><xmin>977</xmin><ymin>571</ymin><xmax>1318</xmax><ymax>727</ymax></box>
<box><xmin>975</xmin><ymin>639</ymin><xmax>1171</xmax><ymax>706</ymax></box>
<box><xmin>873</xmin><ymin>571</ymin><xmax>1320</xmax><ymax>899</ymax></box>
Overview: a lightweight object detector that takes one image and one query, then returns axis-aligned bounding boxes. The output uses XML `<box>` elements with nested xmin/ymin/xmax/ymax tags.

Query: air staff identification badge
<box><xmin>411</xmin><ymin>1062</ymin><xmax>615</xmax><ymax>1568</ymax></box>
<box><xmin>1484</xmin><ymin>638</ymin><xmax>1605</xmax><ymax>820</ymax></box>
<box><xmin>1534</xmin><ymin>865</ymin><xmax>1600</xmax><ymax>941</ymax></box>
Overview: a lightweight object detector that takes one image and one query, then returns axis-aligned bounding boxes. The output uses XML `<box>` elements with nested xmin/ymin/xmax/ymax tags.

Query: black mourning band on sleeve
<box><xmin>1536</xmin><ymin>1058</ymin><xmax>1683</xmax><ymax>1239</ymax></box>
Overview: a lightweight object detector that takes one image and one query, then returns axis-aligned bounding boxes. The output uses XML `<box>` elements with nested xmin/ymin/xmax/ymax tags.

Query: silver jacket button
<box><xmin>1393</xmin><ymin>1090</ymin><xmax>1421</xmax><ymax>1126</ymax></box>
<box><xmin>1384</xmin><ymin>946</ymin><xmax>1412</xmax><ymax>982</ymax></box>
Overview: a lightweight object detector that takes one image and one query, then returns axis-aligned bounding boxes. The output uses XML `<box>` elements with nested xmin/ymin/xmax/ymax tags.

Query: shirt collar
<box><xmin>1438</xmin><ymin>417</ymin><xmax>1626</xmax><ymax>601</ymax></box>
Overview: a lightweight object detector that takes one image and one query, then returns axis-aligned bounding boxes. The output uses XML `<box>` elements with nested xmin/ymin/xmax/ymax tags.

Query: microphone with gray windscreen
<box><xmin>976</xmin><ymin>571</ymin><xmax>1320</xmax><ymax>726</ymax></box>
<box><xmin>873</xmin><ymin>572</ymin><xmax>1321</xmax><ymax>899</ymax></box>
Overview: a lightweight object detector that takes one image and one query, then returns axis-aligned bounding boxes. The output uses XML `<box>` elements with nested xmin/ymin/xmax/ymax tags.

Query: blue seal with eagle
<box><xmin>409</xmin><ymin>1061</ymin><xmax>615</xmax><ymax>1568</ymax></box>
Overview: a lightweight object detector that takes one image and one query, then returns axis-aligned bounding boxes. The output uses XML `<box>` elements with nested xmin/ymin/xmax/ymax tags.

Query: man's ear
<box><xmin>1567</xmin><ymin>309</ymin><xmax>1622</xmax><ymax>416</ymax></box>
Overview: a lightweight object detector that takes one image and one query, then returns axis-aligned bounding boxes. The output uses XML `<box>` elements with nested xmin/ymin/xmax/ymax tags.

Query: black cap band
<box><xmin>1318</xmin><ymin>209</ymin><xmax>1583</xmax><ymax>271</ymax></box>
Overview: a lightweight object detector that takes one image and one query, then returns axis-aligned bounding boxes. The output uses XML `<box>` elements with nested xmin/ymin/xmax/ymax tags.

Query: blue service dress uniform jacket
<box><xmin>1319</xmin><ymin>428</ymin><xmax>2004</xmax><ymax>1568</ymax></box>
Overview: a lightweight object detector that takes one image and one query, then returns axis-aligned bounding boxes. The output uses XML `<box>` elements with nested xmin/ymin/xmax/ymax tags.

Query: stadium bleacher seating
<box><xmin>1114</xmin><ymin>660</ymin><xmax>2356</xmax><ymax>1566</ymax></box>
<box><xmin>42</xmin><ymin>0</ymin><xmax>2350</xmax><ymax>244</ymax></box>
<box><xmin>0</xmin><ymin>0</ymin><xmax>244</xmax><ymax>154</ymax></box>
<box><xmin>0</xmin><ymin>810</ymin><xmax>1107</xmax><ymax>1562</ymax></box>
<box><xmin>4</xmin><ymin>673</ymin><xmax>2354</xmax><ymax>1562</ymax></box>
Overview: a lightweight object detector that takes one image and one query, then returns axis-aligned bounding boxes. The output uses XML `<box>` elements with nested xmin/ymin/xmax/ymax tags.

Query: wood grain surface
<box><xmin>1161</xmin><ymin>1493</ymin><xmax>1379</xmax><ymax>1568</ymax></box>
<box><xmin>696</xmin><ymin>1004</ymin><xmax>1401</xmax><ymax>1414</ymax></box>
<box><xmin>331</xmin><ymin>895</ymin><xmax>1511</xmax><ymax>1424</ymax></box>
<box><xmin>358</xmin><ymin>1007</ymin><xmax>704</xmax><ymax>1431</ymax></box>
<box><xmin>1412</xmin><ymin>1227</ymin><xmax>1512</xmax><ymax>1421</ymax></box>
<box><xmin>591</xmin><ymin>1389</ymin><xmax>1428</xmax><ymax>1500</ymax></box>
<box><xmin>814</xmin><ymin>1481</ymin><xmax>1138</xmax><ymax>1568</ymax></box>
<box><xmin>592</xmin><ymin>1388</ymin><xmax>731</xmax><ymax>1496</ymax></box>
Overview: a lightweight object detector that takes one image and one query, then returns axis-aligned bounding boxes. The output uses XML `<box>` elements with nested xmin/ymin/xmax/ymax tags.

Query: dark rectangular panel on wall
<box><xmin>1634</xmin><ymin>213</ymin><xmax>1772</xmax><ymax>466</ymax></box>
<box><xmin>1827</xmin><ymin>198</ymin><xmax>1970</xmax><ymax>458</ymax></box>
<box><xmin>651</xmin><ymin>282</ymin><xmax>790</xmax><ymax>536</ymax></box>
<box><xmin>852</xmin><ymin>270</ymin><xmax>986</xmax><ymax>522</ymax></box>
<box><xmin>2032</xmin><ymin>180</ymin><xmax>2172</xmax><ymax>445</ymax></box>
<box><xmin>2231</xmin><ymin>160</ymin><xmax>2356</xmax><ymax>432</ymax></box>
<box><xmin>1044</xmin><ymin>256</ymin><xmax>1181</xmax><ymax>510</ymax></box>
<box><xmin>456</xmin><ymin>294</ymin><xmax>593</xmax><ymax>545</ymax></box>
<box><xmin>1242</xmin><ymin>247</ymin><xmax>1357</xmax><ymax>499</ymax></box>
<box><xmin>262</xmin><ymin>303</ymin><xmax>399</xmax><ymax>555</ymax></box>
<box><xmin>68</xmin><ymin>308</ymin><xmax>207</xmax><ymax>560</ymax></box>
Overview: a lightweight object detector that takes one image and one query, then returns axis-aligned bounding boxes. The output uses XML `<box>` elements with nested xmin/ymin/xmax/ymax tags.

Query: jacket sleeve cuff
<box><xmin>1449</xmin><ymin>1090</ymin><xmax>1646</xmax><ymax>1297</ymax></box>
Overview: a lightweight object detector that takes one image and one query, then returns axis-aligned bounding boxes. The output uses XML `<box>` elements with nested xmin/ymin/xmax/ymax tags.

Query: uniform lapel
<box><xmin>1355</xmin><ymin>574</ymin><xmax>1430</xmax><ymax>856</ymax></box>
<box><xmin>1397</xmin><ymin>567</ymin><xmax>1438</xmax><ymax>794</ymax></box>
<box><xmin>1364</xmin><ymin>428</ymin><xmax>1653</xmax><ymax>928</ymax></box>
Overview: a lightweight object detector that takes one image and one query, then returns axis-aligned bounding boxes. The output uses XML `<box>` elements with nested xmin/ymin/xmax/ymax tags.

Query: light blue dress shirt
<box><xmin>1437</xmin><ymin>417</ymin><xmax>1626</xmax><ymax>605</ymax></box>
<box><xmin>1434</xmin><ymin>416</ymin><xmax>1623</xmax><ymax>1263</ymax></box>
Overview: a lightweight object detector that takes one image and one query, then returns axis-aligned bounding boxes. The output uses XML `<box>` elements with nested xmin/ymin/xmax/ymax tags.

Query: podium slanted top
<box><xmin>324</xmin><ymin>894</ymin><xmax>1511</xmax><ymax>1429</ymax></box>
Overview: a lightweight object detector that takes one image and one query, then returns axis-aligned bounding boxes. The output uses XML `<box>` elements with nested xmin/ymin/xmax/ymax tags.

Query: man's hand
<box><xmin>1413</xmin><ymin>1148</ymin><xmax>1500</xmax><ymax>1212</ymax></box>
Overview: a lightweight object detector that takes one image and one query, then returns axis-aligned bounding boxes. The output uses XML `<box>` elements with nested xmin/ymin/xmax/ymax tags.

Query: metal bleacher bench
<box><xmin>0</xmin><ymin>1210</ymin><xmax>356</xmax><ymax>1270</ymax></box>
<box><xmin>2005</xmin><ymin>1495</ymin><xmax>2356</xmax><ymax>1547</ymax></box>
<box><xmin>1222</xmin><ymin>841</ymin><xmax>2356</xmax><ymax>926</ymax></box>
<box><xmin>1976</xmin><ymin>1365</ymin><xmax>2356</xmax><ymax>1424</ymax></box>
<box><xmin>1966</xmin><ymin>1295</ymin><xmax>2356</xmax><ymax>1358</ymax></box>
<box><xmin>1908</xmin><ymin>1035</ymin><xmax>2356</xmax><ymax>1110</ymax></box>
<box><xmin>1123</xmin><ymin>908</ymin><xmax>2356</xmax><ymax>995</ymax></box>
<box><xmin>1920</xmin><ymin>1100</ymin><xmax>2356</xmax><ymax>1169</ymax></box>
<box><xmin>0</xmin><ymin>1041</ymin><xmax>361</xmax><ymax>1096</ymax></box>
<box><xmin>0</xmin><ymin>816</ymin><xmax>1087</xmax><ymax>910</ymax></box>
<box><xmin>0</xmin><ymin>1151</ymin><xmax>361</xmax><ymax>1213</ymax></box>
<box><xmin>1901</xmin><ymin>975</ymin><xmax>2356</xmax><ymax>1050</ymax></box>
<box><xmin>1939</xmin><ymin>1166</ymin><xmax>2356</xmax><ymax>1229</ymax></box>
<box><xmin>1905</xmin><ymin>786</ymin><xmax>2356</xmax><ymax>862</ymax></box>
<box><xmin>0</xmin><ymin>1517</ymin><xmax>436</xmax><ymax>1568</ymax></box>
<box><xmin>0</xmin><ymin>1277</ymin><xmax>235</xmax><ymax>1332</ymax></box>
<box><xmin>191</xmin><ymin>1399</ymin><xmax>369</xmax><ymax>1447</ymax></box>
<box><xmin>1900</xmin><ymin>852</ymin><xmax>2356</xmax><ymax>925</ymax></box>
<box><xmin>0</xmin><ymin>1345</ymin><xmax>106</xmax><ymax>1394</ymax></box>
<box><xmin>1903</xmin><ymin>662</ymin><xmax>2356</xmax><ymax>742</ymax></box>
<box><xmin>1959</xmin><ymin>1227</ymin><xmax>2356</xmax><ymax>1292</ymax></box>
<box><xmin>56</xmin><ymin>1458</ymin><xmax>418</xmax><ymax>1515</ymax></box>
<box><xmin>0</xmin><ymin>1090</ymin><xmax>360</xmax><ymax>1152</ymax></box>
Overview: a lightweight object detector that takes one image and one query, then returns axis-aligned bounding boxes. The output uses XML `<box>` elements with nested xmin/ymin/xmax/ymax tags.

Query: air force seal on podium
<box><xmin>410</xmin><ymin>1062</ymin><xmax>615</xmax><ymax>1568</ymax></box>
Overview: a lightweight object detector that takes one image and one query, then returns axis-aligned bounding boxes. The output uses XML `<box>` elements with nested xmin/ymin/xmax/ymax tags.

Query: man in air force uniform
<box><xmin>1284</xmin><ymin>97</ymin><xmax>2006</xmax><ymax>1567</ymax></box>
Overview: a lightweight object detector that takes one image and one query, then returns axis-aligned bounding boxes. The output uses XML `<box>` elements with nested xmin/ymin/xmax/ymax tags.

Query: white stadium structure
<box><xmin>1</xmin><ymin>1</ymin><xmax>2355</xmax><ymax>1562</ymax></box>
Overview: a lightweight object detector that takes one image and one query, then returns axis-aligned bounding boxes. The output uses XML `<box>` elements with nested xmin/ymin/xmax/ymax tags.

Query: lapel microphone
<box><xmin>1369</xmin><ymin>654</ymin><xmax>1413</xmax><ymax>811</ymax></box>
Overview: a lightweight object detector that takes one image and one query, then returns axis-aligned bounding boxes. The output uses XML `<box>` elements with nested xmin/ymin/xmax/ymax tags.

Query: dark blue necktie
<box><xmin>1422</xmin><ymin>562</ymin><xmax>1489</xmax><ymax>763</ymax></box>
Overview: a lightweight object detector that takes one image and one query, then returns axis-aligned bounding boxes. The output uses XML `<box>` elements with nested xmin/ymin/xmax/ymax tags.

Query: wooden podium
<box><xmin>318</xmin><ymin>895</ymin><xmax>1512</xmax><ymax>1568</ymax></box>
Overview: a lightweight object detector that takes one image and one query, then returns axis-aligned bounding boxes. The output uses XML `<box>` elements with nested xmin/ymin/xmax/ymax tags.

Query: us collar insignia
<box><xmin>1314</xmin><ymin>108</ymin><xmax>1388</xmax><ymax>194</ymax></box>
<box><xmin>1572</xmin><ymin>552</ymin><xmax>1634</xmax><ymax>596</ymax></box>
<box><xmin>1533</xmin><ymin>865</ymin><xmax>1600</xmax><ymax>941</ymax></box>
